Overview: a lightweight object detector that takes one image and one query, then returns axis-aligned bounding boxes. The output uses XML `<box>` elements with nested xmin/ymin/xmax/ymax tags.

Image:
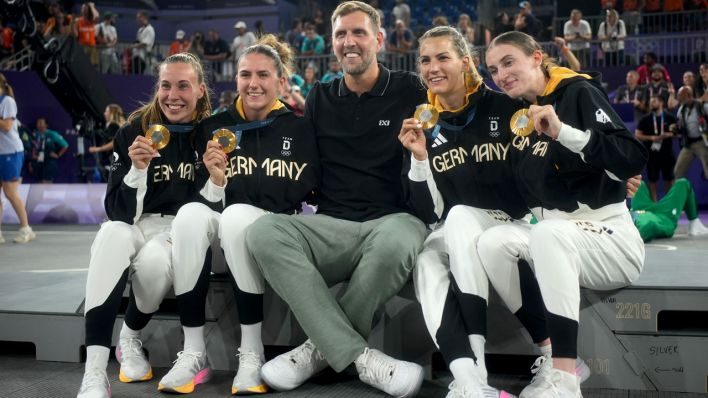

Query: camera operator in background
<box><xmin>674</xmin><ymin>85</ymin><xmax>708</xmax><ymax>179</ymax></box>
<box><xmin>598</xmin><ymin>9</ymin><xmax>626</xmax><ymax>66</ymax></box>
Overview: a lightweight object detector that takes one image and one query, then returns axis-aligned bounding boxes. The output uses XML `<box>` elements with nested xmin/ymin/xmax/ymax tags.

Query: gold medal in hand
<box><xmin>145</xmin><ymin>124</ymin><xmax>170</xmax><ymax>150</ymax></box>
<box><xmin>212</xmin><ymin>128</ymin><xmax>238</xmax><ymax>154</ymax></box>
<box><xmin>413</xmin><ymin>104</ymin><xmax>439</xmax><ymax>130</ymax></box>
<box><xmin>510</xmin><ymin>108</ymin><xmax>535</xmax><ymax>137</ymax></box>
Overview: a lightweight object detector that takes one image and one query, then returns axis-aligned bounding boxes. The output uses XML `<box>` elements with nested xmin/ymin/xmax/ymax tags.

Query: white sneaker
<box><xmin>260</xmin><ymin>340</ymin><xmax>328</xmax><ymax>391</ymax></box>
<box><xmin>231</xmin><ymin>347</ymin><xmax>267</xmax><ymax>395</ymax></box>
<box><xmin>77</xmin><ymin>367</ymin><xmax>111</xmax><ymax>398</ymax></box>
<box><xmin>688</xmin><ymin>219</ymin><xmax>708</xmax><ymax>236</ymax></box>
<box><xmin>522</xmin><ymin>367</ymin><xmax>581</xmax><ymax>398</ymax></box>
<box><xmin>158</xmin><ymin>351</ymin><xmax>212</xmax><ymax>393</ymax></box>
<box><xmin>0</xmin><ymin>234</ymin><xmax>5</xmax><ymax>244</ymax></box>
<box><xmin>446</xmin><ymin>380</ymin><xmax>517</xmax><ymax>398</ymax></box>
<box><xmin>13</xmin><ymin>226</ymin><xmax>35</xmax><ymax>243</ymax></box>
<box><xmin>521</xmin><ymin>357</ymin><xmax>582</xmax><ymax>398</ymax></box>
<box><xmin>354</xmin><ymin>347</ymin><xmax>423</xmax><ymax>398</ymax></box>
<box><xmin>115</xmin><ymin>336</ymin><xmax>152</xmax><ymax>382</ymax></box>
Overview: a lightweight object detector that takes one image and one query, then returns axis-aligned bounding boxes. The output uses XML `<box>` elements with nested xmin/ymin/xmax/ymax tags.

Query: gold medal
<box><xmin>212</xmin><ymin>128</ymin><xmax>238</xmax><ymax>154</ymax></box>
<box><xmin>510</xmin><ymin>108</ymin><xmax>535</xmax><ymax>137</ymax></box>
<box><xmin>145</xmin><ymin>124</ymin><xmax>170</xmax><ymax>150</ymax></box>
<box><xmin>413</xmin><ymin>104</ymin><xmax>439</xmax><ymax>130</ymax></box>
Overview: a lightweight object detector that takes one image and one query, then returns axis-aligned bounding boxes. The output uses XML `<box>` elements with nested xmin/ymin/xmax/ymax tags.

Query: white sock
<box><xmin>449</xmin><ymin>357</ymin><xmax>482</xmax><ymax>387</ymax></box>
<box><xmin>85</xmin><ymin>345</ymin><xmax>110</xmax><ymax>371</ymax></box>
<box><xmin>183</xmin><ymin>325</ymin><xmax>205</xmax><ymax>353</ymax></box>
<box><xmin>468</xmin><ymin>334</ymin><xmax>488</xmax><ymax>382</ymax></box>
<box><xmin>539</xmin><ymin>343</ymin><xmax>552</xmax><ymax>358</ymax></box>
<box><xmin>239</xmin><ymin>323</ymin><xmax>264</xmax><ymax>356</ymax></box>
<box><xmin>119</xmin><ymin>322</ymin><xmax>140</xmax><ymax>339</ymax></box>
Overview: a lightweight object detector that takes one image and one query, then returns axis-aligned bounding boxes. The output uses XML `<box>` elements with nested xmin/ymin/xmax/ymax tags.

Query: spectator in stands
<box><xmin>392</xmin><ymin>0</ymin><xmax>412</xmax><ymax>29</ymax></box>
<box><xmin>131</xmin><ymin>11</ymin><xmax>154</xmax><ymax>75</ymax></box>
<box><xmin>614</xmin><ymin>70</ymin><xmax>648</xmax><ymax>121</ymax></box>
<box><xmin>636</xmin><ymin>94</ymin><xmax>678</xmax><ymax>201</ymax></box>
<box><xmin>321</xmin><ymin>58</ymin><xmax>343</xmax><ymax>83</ymax></box>
<box><xmin>280</xmin><ymin>79</ymin><xmax>305</xmax><ymax>116</ymax></box>
<box><xmin>674</xmin><ymin>85</ymin><xmax>708</xmax><ymax>179</ymax></box>
<box><xmin>621</xmin><ymin>0</ymin><xmax>643</xmax><ymax>34</ymax></box>
<box><xmin>0</xmin><ymin>73</ymin><xmax>35</xmax><ymax>244</ymax></box>
<box><xmin>89</xmin><ymin>103</ymin><xmax>125</xmax><ymax>180</ymax></box>
<box><xmin>492</xmin><ymin>11</ymin><xmax>514</xmax><ymax>37</ymax></box>
<box><xmin>553</xmin><ymin>36</ymin><xmax>581</xmax><ymax>71</ymax></box>
<box><xmin>685</xmin><ymin>0</ymin><xmax>708</xmax><ymax>31</ymax></box>
<box><xmin>300</xmin><ymin>63</ymin><xmax>319</xmax><ymax>98</ymax></box>
<box><xmin>301</xmin><ymin>23</ymin><xmax>325</xmax><ymax>56</ymax></box>
<box><xmin>388</xmin><ymin>19</ymin><xmax>415</xmax><ymax>53</ymax></box>
<box><xmin>598</xmin><ymin>9</ymin><xmax>626</xmax><ymax>66</ymax></box>
<box><xmin>73</xmin><ymin>2</ymin><xmax>100</xmax><ymax>67</ymax></box>
<box><xmin>369</xmin><ymin>0</ymin><xmax>385</xmax><ymax>24</ymax></box>
<box><xmin>0</xmin><ymin>19</ymin><xmax>14</xmax><ymax>59</ymax></box>
<box><xmin>313</xmin><ymin>8</ymin><xmax>328</xmax><ymax>36</ymax></box>
<box><xmin>632</xmin><ymin>178</ymin><xmax>708</xmax><ymax>242</ymax></box>
<box><xmin>514</xmin><ymin>1</ymin><xmax>539</xmax><ymax>37</ymax></box>
<box><xmin>231</xmin><ymin>21</ymin><xmax>256</xmax><ymax>64</ymax></box>
<box><xmin>432</xmin><ymin>15</ymin><xmax>449</xmax><ymax>27</ymax></box>
<box><xmin>96</xmin><ymin>12</ymin><xmax>119</xmax><ymax>74</ymax></box>
<box><xmin>285</xmin><ymin>19</ymin><xmax>304</xmax><ymax>54</ymax></box>
<box><xmin>563</xmin><ymin>9</ymin><xmax>591</xmax><ymax>68</ymax></box>
<box><xmin>458</xmin><ymin>13</ymin><xmax>490</xmax><ymax>48</ymax></box>
<box><xmin>204</xmin><ymin>29</ymin><xmax>230</xmax><ymax>78</ymax></box>
<box><xmin>169</xmin><ymin>30</ymin><xmax>190</xmax><ymax>56</ymax></box>
<box><xmin>696</xmin><ymin>63</ymin><xmax>708</xmax><ymax>100</ymax></box>
<box><xmin>76</xmin><ymin>52</ymin><xmax>212</xmax><ymax>398</ymax></box>
<box><xmin>44</xmin><ymin>2</ymin><xmax>73</xmax><ymax>37</ymax></box>
<box><xmin>636</xmin><ymin>52</ymin><xmax>670</xmax><ymax>85</ymax></box>
<box><xmin>189</xmin><ymin>31</ymin><xmax>205</xmax><ymax>59</ymax></box>
<box><xmin>211</xmin><ymin>90</ymin><xmax>234</xmax><ymax>115</ymax></box>
<box><xmin>646</xmin><ymin>65</ymin><xmax>677</xmax><ymax>108</ymax></box>
<box><xmin>28</xmin><ymin>117</ymin><xmax>68</xmax><ymax>183</ymax></box>
<box><xmin>644</xmin><ymin>0</ymin><xmax>660</xmax><ymax>14</ymax></box>
<box><xmin>683</xmin><ymin>71</ymin><xmax>696</xmax><ymax>97</ymax></box>
<box><xmin>254</xmin><ymin>20</ymin><xmax>266</xmax><ymax>37</ymax></box>
<box><xmin>663</xmin><ymin>0</ymin><xmax>683</xmax><ymax>12</ymax></box>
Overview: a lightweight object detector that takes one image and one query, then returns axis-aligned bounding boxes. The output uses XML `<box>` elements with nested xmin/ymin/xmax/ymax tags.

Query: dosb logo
<box><xmin>489</xmin><ymin>119</ymin><xmax>500</xmax><ymax>137</ymax></box>
<box><xmin>282</xmin><ymin>137</ymin><xmax>292</xmax><ymax>156</ymax></box>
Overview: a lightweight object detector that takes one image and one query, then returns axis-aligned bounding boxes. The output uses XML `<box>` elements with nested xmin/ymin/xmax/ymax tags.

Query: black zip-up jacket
<box><xmin>407</xmin><ymin>84</ymin><xmax>529</xmax><ymax>224</ymax></box>
<box><xmin>105</xmin><ymin>117</ymin><xmax>200</xmax><ymax>224</ymax></box>
<box><xmin>193</xmin><ymin>101</ymin><xmax>319</xmax><ymax>214</ymax></box>
<box><xmin>511</xmin><ymin>68</ymin><xmax>648</xmax><ymax>221</ymax></box>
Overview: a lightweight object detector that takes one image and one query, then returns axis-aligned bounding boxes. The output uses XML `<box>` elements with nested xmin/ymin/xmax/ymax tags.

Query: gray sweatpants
<box><xmin>245</xmin><ymin>212</ymin><xmax>427</xmax><ymax>372</ymax></box>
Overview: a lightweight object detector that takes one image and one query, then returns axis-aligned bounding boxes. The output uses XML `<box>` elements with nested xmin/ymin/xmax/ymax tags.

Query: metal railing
<box><xmin>0</xmin><ymin>47</ymin><xmax>35</xmax><ymax>72</ymax></box>
<box><xmin>552</xmin><ymin>9</ymin><xmax>708</xmax><ymax>38</ymax></box>
<box><xmin>11</xmin><ymin>31</ymin><xmax>705</xmax><ymax>81</ymax></box>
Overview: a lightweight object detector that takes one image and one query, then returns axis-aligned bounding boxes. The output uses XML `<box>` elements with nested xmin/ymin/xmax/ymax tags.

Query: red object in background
<box><xmin>122</xmin><ymin>48</ymin><xmax>132</xmax><ymax>74</ymax></box>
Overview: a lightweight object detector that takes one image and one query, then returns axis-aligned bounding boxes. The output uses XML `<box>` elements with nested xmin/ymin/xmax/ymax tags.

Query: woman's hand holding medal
<box><xmin>399</xmin><ymin>118</ymin><xmax>428</xmax><ymax>161</ymax></box>
<box><xmin>528</xmin><ymin>104</ymin><xmax>562</xmax><ymax>139</ymax></box>
<box><xmin>204</xmin><ymin>140</ymin><xmax>228</xmax><ymax>187</ymax></box>
<box><xmin>128</xmin><ymin>135</ymin><xmax>158</xmax><ymax>170</ymax></box>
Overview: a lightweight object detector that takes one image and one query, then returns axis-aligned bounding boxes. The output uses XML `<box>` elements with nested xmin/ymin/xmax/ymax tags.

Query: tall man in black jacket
<box><xmin>245</xmin><ymin>2</ymin><xmax>428</xmax><ymax>397</ymax></box>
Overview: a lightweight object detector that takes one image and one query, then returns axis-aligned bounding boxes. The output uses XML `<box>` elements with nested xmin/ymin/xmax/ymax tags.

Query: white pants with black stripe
<box><xmin>414</xmin><ymin>206</ymin><xmax>529</xmax><ymax>348</ymax></box>
<box><xmin>478</xmin><ymin>212</ymin><xmax>644</xmax><ymax>321</ymax></box>
<box><xmin>85</xmin><ymin>215</ymin><xmax>174</xmax><ymax>315</ymax></box>
<box><xmin>171</xmin><ymin>202</ymin><xmax>266</xmax><ymax>296</ymax></box>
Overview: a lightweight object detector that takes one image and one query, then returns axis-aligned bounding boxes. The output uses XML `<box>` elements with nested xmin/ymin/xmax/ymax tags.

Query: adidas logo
<box><xmin>431</xmin><ymin>133</ymin><xmax>448</xmax><ymax>148</ymax></box>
